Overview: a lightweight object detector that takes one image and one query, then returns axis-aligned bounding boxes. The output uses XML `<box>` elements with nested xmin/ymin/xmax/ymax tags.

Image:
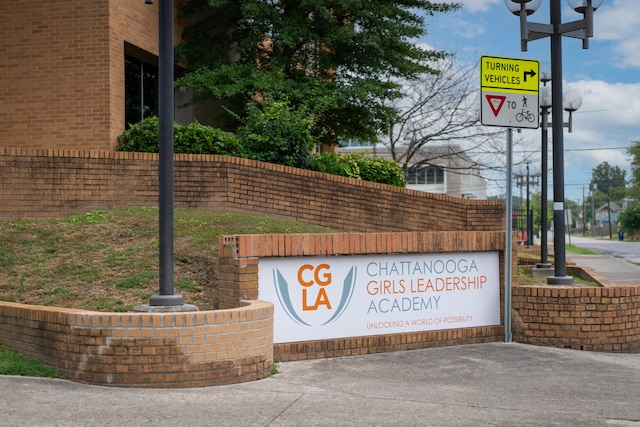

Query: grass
<box><xmin>0</xmin><ymin>345</ymin><xmax>65</xmax><ymax>378</ymax></box>
<box><xmin>0</xmin><ymin>207</ymin><xmax>334</xmax><ymax>312</ymax></box>
<box><xmin>566</xmin><ymin>245</ymin><xmax>599</xmax><ymax>255</ymax></box>
<box><xmin>0</xmin><ymin>207</ymin><xmax>334</xmax><ymax>377</ymax></box>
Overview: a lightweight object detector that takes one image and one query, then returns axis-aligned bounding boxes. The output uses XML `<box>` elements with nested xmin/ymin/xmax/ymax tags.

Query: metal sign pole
<box><xmin>504</xmin><ymin>128</ymin><xmax>513</xmax><ymax>343</ymax></box>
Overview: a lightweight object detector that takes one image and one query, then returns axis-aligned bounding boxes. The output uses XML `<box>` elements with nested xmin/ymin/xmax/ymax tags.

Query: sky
<box><xmin>420</xmin><ymin>0</ymin><xmax>640</xmax><ymax>203</ymax></box>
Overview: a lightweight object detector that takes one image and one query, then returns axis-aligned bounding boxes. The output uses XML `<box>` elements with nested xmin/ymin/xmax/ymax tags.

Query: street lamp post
<box><xmin>505</xmin><ymin>0</ymin><xmax>603</xmax><ymax>285</ymax></box>
<box><xmin>536</xmin><ymin>80</ymin><xmax>581</xmax><ymax>275</ymax></box>
<box><xmin>135</xmin><ymin>0</ymin><xmax>197</xmax><ymax>312</ymax></box>
<box><xmin>538</xmin><ymin>76</ymin><xmax>552</xmax><ymax>270</ymax></box>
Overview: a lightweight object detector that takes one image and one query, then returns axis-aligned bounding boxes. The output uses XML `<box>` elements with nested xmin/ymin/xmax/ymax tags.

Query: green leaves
<box><xmin>311</xmin><ymin>152</ymin><xmax>406</xmax><ymax>187</ymax></box>
<box><xmin>618</xmin><ymin>203</ymin><xmax>640</xmax><ymax>236</ymax></box>
<box><xmin>176</xmin><ymin>0</ymin><xmax>458</xmax><ymax>144</ymax></box>
<box><xmin>239</xmin><ymin>98</ymin><xmax>316</xmax><ymax>168</ymax></box>
<box><xmin>116</xmin><ymin>117</ymin><xmax>242</xmax><ymax>156</ymax></box>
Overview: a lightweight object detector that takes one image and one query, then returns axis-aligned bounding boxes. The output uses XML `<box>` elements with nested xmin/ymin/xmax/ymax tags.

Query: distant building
<box><xmin>595</xmin><ymin>201</ymin><xmax>621</xmax><ymax>226</ymax></box>
<box><xmin>339</xmin><ymin>141</ymin><xmax>487</xmax><ymax>199</ymax></box>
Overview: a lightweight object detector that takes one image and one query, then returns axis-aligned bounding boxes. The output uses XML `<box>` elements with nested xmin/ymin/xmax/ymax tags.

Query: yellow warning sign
<box><xmin>481</xmin><ymin>56</ymin><xmax>539</xmax><ymax>94</ymax></box>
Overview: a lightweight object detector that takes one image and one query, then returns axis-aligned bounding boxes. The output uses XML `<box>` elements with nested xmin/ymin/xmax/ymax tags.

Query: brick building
<box><xmin>0</xmin><ymin>0</ymin><xmax>194</xmax><ymax>151</ymax></box>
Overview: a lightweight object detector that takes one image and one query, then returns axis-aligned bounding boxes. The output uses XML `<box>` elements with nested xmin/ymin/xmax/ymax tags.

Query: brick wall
<box><xmin>0</xmin><ymin>300</ymin><xmax>273</xmax><ymax>388</ymax></box>
<box><xmin>0</xmin><ymin>0</ymin><xmax>188</xmax><ymax>151</ymax></box>
<box><xmin>218</xmin><ymin>231</ymin><xmax>508</xmax><ymax>361</ymax></box>
<box><xmin>0</xmin><ymin>1</ymin><xmax>111</xmax><ymax>150</ymax></box>
<box><xmin>0</xmin><ymin>148</ymin><xmax>505</xmax><ymax>233</ymax></box>
<box><xmin>512</xmin><ymin>285</ymin><xmax>640</xmax><ymax>352</ymax></box>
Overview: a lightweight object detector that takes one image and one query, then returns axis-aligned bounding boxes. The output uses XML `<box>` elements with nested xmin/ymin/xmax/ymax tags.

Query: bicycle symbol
<box><xmin>516</xmin><ymin>109</ymin><xmax>535</xmax><ymax>123</ymax></box>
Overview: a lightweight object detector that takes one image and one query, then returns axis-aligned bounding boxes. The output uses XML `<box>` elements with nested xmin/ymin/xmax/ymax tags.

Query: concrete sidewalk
<box><xmin>562</xmin><ymin>234</ymin><xmax>640</xmax><ymax>286</ymax></box>
<box><xmin>570</xmin><ymin>253</ymin><xmax>640</xmax><ymax>287</ymax></box>
<box><xmin>1</xmin><ymin>342</ymin><xmax>639</xmax><ymax>426</ymax></box>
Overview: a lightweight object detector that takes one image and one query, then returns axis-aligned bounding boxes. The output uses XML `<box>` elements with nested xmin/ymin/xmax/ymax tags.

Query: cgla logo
<box><xmin>273</xmin><ymin>263</ymin><xmax>356</xmax><ymax>327</ymax></box>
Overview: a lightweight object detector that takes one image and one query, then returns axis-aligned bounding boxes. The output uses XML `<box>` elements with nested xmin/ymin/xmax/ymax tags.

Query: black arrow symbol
<box><xmin>523</xmin><ymin>69</ymin><xmax>537</xmax><ymax>82</ymax></box>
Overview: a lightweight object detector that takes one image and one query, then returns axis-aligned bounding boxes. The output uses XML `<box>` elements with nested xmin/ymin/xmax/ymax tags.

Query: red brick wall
<box><xmin>0</xmin><ymin>300</ymin><xmax>273</xmax><ymax>388</ymax></box>
<box><xmin>0</xmin><ymin>1</ymin><xmax>111</xmax><ymax>150</ymax></box>
<box><xmin>0</xmin><ymin>148</ymin><xmax>505</xmax><ymax>232</ymax></box>
<box><xmin>0</xmin><ymin>1</ymin><xmax>188</xmax><ymax>151</ymax></box>
<box><xmin>512</xmin><ymin>285</ymin><xmax>640</xmax><ymax>352</ymax></box>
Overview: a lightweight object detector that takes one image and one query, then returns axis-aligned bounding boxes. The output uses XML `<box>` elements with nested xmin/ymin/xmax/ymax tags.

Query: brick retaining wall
<box><xmin>512</xmin><ymin>285</ymin><xmax>640</xmax><ymax>352</ymax></box>
<box><xmin>0</xmin><ymin>300</ymin><xmax>273</xmax><ymax>388</ymax></box>
<box><xmin>0</xmin><ymin>148</ymin><xmax>504</xmax><ymax>234</ymax></box>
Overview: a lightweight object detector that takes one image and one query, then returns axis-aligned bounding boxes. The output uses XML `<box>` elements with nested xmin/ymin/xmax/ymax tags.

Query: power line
<box><xmin>566</xmin><ymin>146</ymin><xmax>629</xmax><ymax>152</ymax></box>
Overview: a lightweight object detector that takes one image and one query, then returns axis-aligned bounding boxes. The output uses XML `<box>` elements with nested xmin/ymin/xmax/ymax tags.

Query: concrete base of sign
<box><xmin>547</xmin><ymin>276</ymin><xmax>574</xmax><ymax>286</ymax></box>
<box><xmin>532</xmin><ymin>264</ymin><xmax>554</xmax><ymax>279</ymax></box>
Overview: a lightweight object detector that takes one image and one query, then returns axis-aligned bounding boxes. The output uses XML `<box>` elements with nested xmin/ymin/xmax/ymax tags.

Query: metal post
<box><xmin>526</xmin><ymin>163</ymin><xmax>532</xmax><ymax>247</ymax></box>
<box><xmin>547</xmin><ymin>0</ymin><xmax>573</xmax><ymax>285</ymax></box>
<box><xmin>504</xmin><ymin>128</ymin><xmax>513</xmax><ymax>343</ymax></box>
<box><xmin>539</xmin><ymin>106</ymin><xmax>551</xmax><ymax>267</ymax></box>
<box><xmin>150</xmin><ymin>0</ymin><xmax>184</xmax><ymax>306</ymax></box>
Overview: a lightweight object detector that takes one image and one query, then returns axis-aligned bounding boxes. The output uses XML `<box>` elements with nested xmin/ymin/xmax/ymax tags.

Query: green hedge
<box><xmin>118</xmin><ymin>117</ymin><xmax>405</xmax><ymax>187</ymax></box>
<box><xmin>311</xmin><ymin>152</ymin><xmax>406</xmax><ymax>187</ymax></box>
<box><xmin>117</xmin><ymin>117</ymin><xmax>242</xmax><ymax>156</ymax></box>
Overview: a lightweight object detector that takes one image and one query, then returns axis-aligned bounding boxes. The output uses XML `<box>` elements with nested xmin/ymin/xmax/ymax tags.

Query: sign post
<box><xmin>480</xmin><ymin>55</ymin><xmax>539</xmax><ymax>342</ymax></box>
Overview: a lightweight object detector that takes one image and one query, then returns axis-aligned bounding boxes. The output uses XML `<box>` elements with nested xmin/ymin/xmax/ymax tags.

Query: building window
<box><xmin>125</xmin><ymin>54</ymin><xmax>158</xmax><ymax>127</ymax></box>
<box><xmin>406</xmin><ymin>166</ymin><xmax>445</xmax><ymax>185</ymax></box>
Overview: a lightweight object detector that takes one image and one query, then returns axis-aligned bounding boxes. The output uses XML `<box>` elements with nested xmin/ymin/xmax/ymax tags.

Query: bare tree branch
<box><xmin>379</xmin><ymin>55</ymin><xmax>536</xmax><ymax>196</ymax></box>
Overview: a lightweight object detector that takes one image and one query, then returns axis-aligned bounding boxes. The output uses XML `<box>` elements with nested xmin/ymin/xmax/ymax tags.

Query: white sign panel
<box><xmin>481</xmin><ymin>92</ymin><xmax>539</xmax><ymax>129</ymax></box>
<box><xmin>259</xmin><ymin>252</ymin><xmax>500</xmax><ymax>343</ymax></box>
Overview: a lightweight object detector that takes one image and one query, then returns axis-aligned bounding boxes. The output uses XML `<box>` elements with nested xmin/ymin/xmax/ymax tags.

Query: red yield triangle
<box><xmin>486</xmin><ymin>95</ymin><xmax>506</xmax><ymax>117</ymax></box>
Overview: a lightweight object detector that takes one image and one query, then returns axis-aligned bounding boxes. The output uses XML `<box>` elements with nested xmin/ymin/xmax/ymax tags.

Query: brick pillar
<box><xmin>216</xmin><ymin>236</ymin><xmax>259</xmax><ymax>309</ymax></box>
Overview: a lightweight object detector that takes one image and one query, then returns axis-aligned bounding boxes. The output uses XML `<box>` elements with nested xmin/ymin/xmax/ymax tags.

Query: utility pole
<box><xmin>515</xmin><ymin>163</ymin><xmax>539</xmax><ymax>248</ymax></box>
<box><xmin>582</xmin><ymin>185</ymin><xmax>587</xmax><ymax>236</ymax></box>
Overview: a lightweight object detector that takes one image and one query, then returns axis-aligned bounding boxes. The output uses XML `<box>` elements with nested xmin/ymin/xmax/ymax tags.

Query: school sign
<box><xmin>259</xmin><ymin>252</ymin><xmax>500</xmax><ymax>343</ymax></box>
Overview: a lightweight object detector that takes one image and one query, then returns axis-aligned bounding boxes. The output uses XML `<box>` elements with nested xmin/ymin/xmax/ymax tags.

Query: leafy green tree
<box><xmin>618</xmin><ymin>203</ymin><xmax>640</xmax><ymax>239</ymax></box>
<box><xmin>175</xmin><ymin>0</ymin><xmax>459</xmax><ymax>146</ymax></box>
<box><xmin>627</xmin><ymin>140</ymin><xmax>640</xmax><ymax>200</ymax></box>
<box><xmin>589</xmin><ymin>162</ymin><xmax>627</xmax><ymax>208</ymax></box>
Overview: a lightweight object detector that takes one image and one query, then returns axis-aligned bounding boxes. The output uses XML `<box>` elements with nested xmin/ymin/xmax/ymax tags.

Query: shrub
<box><xmin>174</xmin><ymin>120</ymin><xmax>242</xmax><ymax>156</ymax></box>
<box><xmin>116</xmin><ymin>116</ymin><xmax>159</xmax><ymax>152</ymax></box>
<box><xmin>310</xmin><ymin>152</ymin><xmax>360</xmax><ymax>179</ymax></box>
<box><xmin>311</xmin><ymin>152</ymin><xmax>406</xmax><ymax>187</ymax></box>
<box><xmin>238</xmin><ymin>99</ymin><xmax>316</xmax><ymax>169</ymax></box>
<box><xmin>618</xmin><ymin>203</ymin><xmax>640</xmax><ymax>237</ymax></box>
<box><xmin>117</xmin><ymin>117</ymin><xmax>242</xmax><ymax>156</ymax></box>
<box><xmin>356</xmin><ymin>155</ymin><xmax>406</xmax><ymax>187</ymax></box>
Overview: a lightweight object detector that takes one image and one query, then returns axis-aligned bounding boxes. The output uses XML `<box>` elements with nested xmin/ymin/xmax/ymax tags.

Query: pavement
<box><xmin>1</xmin><ymin>342</ymin><xmax>640</xmax><ymax>426</ymax></box>
<box><xmin>564</xmin><ymin>235</ymin><xmax>640</xmax><ymax>287</ymax></box>
<box><xmin>1</xmin><ymin>236</ymin><xmax>639</xmax><ymax>427</ymax></box>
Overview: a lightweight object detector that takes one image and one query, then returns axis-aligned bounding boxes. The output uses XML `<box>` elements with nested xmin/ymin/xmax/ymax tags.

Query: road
<box><xmin>566</xmin><ymin>234</ymin><xmax>640</xmax><ymax>265</ymax></box>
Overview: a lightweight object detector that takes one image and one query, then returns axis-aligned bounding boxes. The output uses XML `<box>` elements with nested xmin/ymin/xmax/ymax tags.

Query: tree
<box><xmin>378</xmin><ymin>56</ymin><xmax>505</xmax><ymax>190</ymax></box>
<box><xmin>175</xmin><ymin>0</ymin><xmax>459</xmax><ymax>146</ymax></box>
<box><xmin>618</xmin><ymin>203</ymin><xmax>640</xmax><ymax>240</ymax></box>
<box><xmin>590</xmin><ymin>161</ymin><xmax>627</xmax><ymax>238</ymax></box>
<box><xmin>589</xmin><ymin>162</ymin><xmax>627</xmax><ymax>207</ymax></box>
<box><xmin>627</xmin><ymin>140</ymin><xmax>640</xmax><ymax>200</ymax></box>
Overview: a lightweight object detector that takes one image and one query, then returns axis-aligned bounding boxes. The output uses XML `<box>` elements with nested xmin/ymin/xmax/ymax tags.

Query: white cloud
<box><xmin>447</xmin><ymin>16</ymin><xmax>487</xmax><ymax>38</ymax></box>
<box><xmin>505</xmin><ymin>79</ymin><xmax>640</xmax><ymax>200</ymax></box>
<box><xmin>558</xmin><ymin>79</ymin><xmax>639</xmax><ymax>196</ymax></box>
<box><xmin>450</xmin><ymin>0</ymin><xmax>501</xmax><ymax>13</ymax></box>
<box><xmin>593</xmin><ymin>0</ymin><xmax>640</xmax><ymax>68</ymax></box>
